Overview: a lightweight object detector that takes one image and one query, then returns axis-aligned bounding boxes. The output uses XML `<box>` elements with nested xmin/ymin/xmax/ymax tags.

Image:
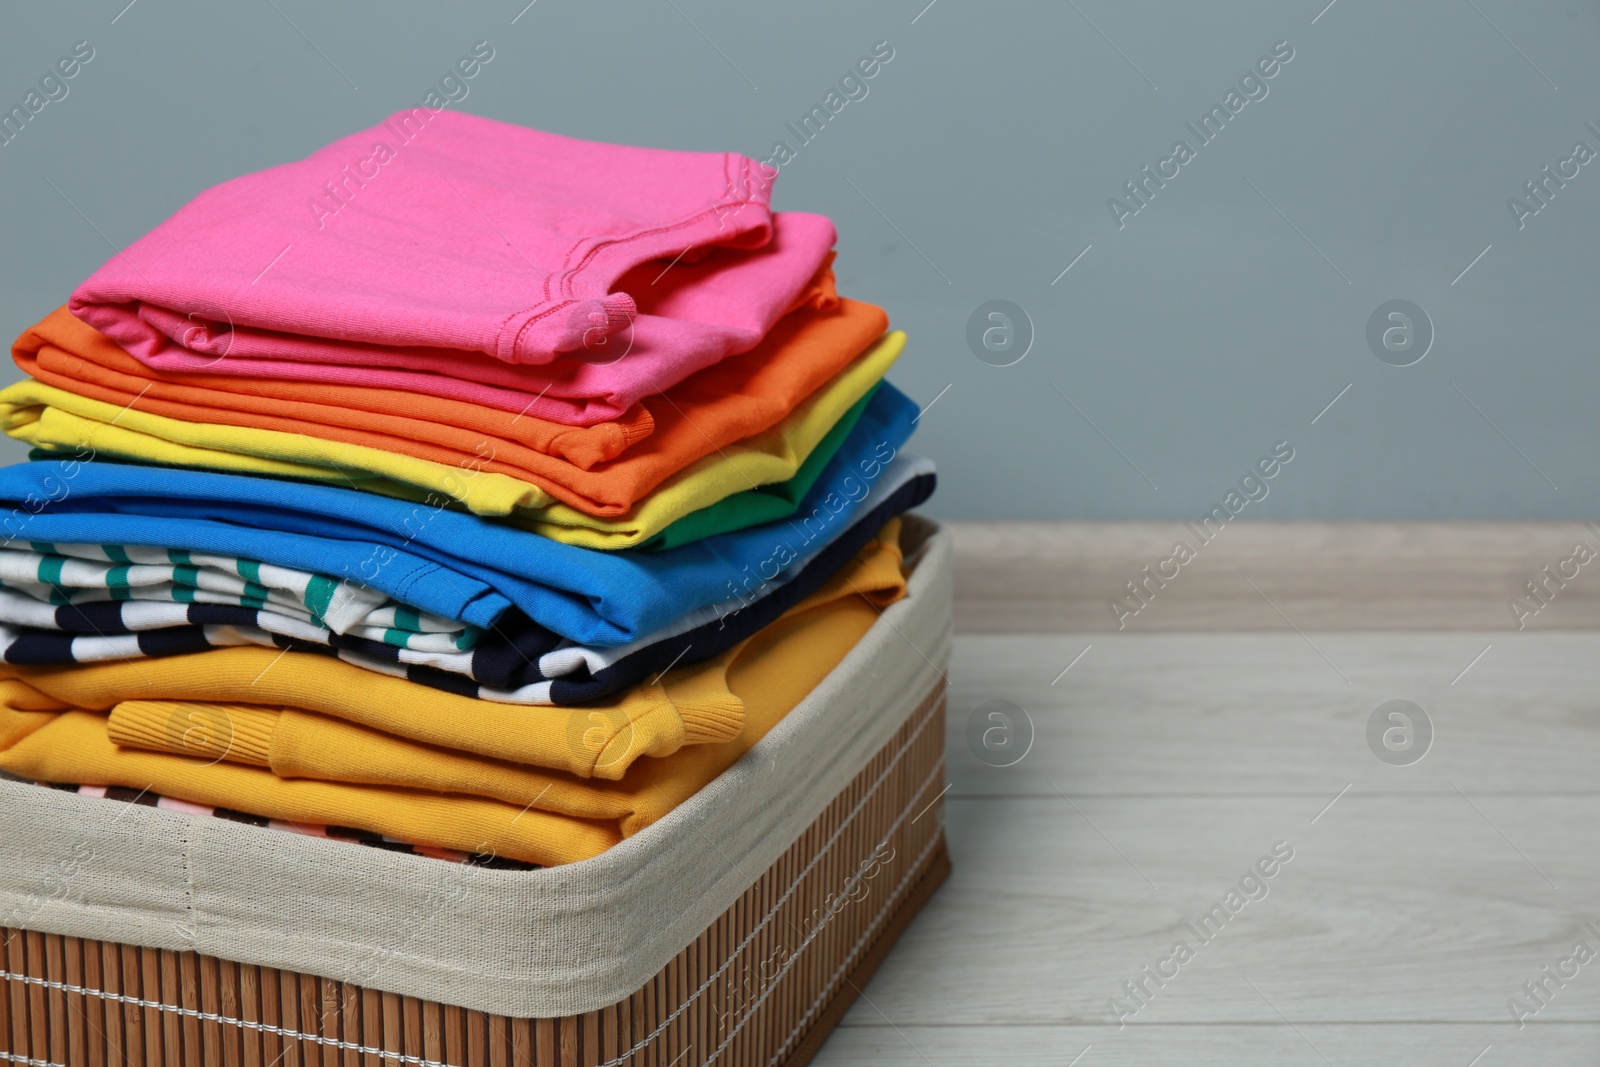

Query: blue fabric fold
<box><xmin>0</xmin><ymin>382</ymin><xmax>924</xmax><ymax>646</ymax></box>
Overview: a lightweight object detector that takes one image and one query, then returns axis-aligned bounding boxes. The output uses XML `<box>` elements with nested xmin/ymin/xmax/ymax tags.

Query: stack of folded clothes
<box><xmin>0</xmin><ymin>112</ymin><xmax>935</xmax><ymax>869</ymax></box>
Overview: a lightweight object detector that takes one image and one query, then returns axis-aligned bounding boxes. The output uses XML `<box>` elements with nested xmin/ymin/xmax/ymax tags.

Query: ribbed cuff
<box><xmin>549</xmin><ymin>406</ymin><xmax>654</xmax><ymax>471</ymax></box>
<box><xmin>581</xmin><ymin>687</ymin><xmax>746</xmax><ymax>781</ymax></box>
<box><xmin>107</xmin><ymin>700</ymin><xmax>277</xmax><ymax>767</ymax></box>
<box><xmin>504</xmin><ymin>293</ymin><xmax>639</xmax><ymax>362</ymax></box>
<box><xmin>676</xmin><ymin>693</ymin><xmax>745</xmax><ymax>747</ymax></box>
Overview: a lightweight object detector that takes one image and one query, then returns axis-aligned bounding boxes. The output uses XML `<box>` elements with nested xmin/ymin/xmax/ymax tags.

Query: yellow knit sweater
<box><xmin>0</xmin><ymin>520</ymin><xmax>907</xmax><ymax>867</ymax></box>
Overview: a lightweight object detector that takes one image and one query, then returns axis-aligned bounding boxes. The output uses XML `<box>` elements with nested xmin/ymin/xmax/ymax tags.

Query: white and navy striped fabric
<box><xmin>0</xmin><ymin>543</ymin><xmax>478</xmax><ymax>651</ymax></box>
<box><xmin>0</xmin><ymin>475</ymin><xmax>934</xmax><ymax>707</ymax></box>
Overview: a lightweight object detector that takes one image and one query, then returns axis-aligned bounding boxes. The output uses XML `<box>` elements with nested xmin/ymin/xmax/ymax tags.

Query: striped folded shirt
<box><xmin>0</xmin><ymin>544</ymin><xmax>477</xmax><ymax>651</ymax></box>
<box><xmin>0</xmin><ymin>473</ymin><xmax>933</xmax><ymax>706</ymax></box>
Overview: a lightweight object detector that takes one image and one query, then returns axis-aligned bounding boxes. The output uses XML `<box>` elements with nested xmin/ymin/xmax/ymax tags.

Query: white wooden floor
<box><xmin>815</xmin><ymin>632</ymin><xmax>1600</xmax><ymax>1065</ymax></box>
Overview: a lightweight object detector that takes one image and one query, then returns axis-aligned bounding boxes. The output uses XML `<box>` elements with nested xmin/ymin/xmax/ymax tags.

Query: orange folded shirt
<box><xmin>14</xmin><ymin>288</ymin><xmax>888</xmax><ymax>517</ymax></box>
<box><xmin>18</xmin><ymin>310</ymin><xmax>650</xmax><ymax>471</ymax></box>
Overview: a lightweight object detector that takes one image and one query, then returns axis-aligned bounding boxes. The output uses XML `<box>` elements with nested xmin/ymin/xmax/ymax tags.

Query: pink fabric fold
<box><xmin>68</xmin><ymin>111</ymin><xmax>832</xmax><ymax>422</ymax></box>
<box><xmin>69</xmin><ymin>210</ymin><xmax>836</xmax><ymax>425</ymax></box>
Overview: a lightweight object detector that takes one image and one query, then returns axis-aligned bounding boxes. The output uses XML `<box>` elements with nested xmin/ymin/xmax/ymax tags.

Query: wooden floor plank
<box><xmin>948</xmin><ymin>520</ymin><xmax>1600</xmax><ymax>632</ymax></box>
<box><xmin>948</xmin><ymin>633</ymin><xmax>1600</xmax><ymax>795</ymax></box>
<box><xmin>817</xmin><ymin>1023</ymin><xmax>1600</xmax><ymax>1066</ymax></box>
<box><xmin>844</xmin><ymin>793</ymin><xmax>1600</xmax><ymax>1025</ymax></box>
<box><xmin>810</xmin><ymin>629</ymin><xmax>1600</xmax><ymax>1063</ymax></box>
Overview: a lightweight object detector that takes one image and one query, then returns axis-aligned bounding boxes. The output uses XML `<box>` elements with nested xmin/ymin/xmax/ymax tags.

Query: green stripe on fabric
<box><xmin>392</xmin><ymin>606</ymin><xmax>420</xmax><ymax>633</ymax></box>
<box><xmin>167</xmin><ymin>549</ymin><xmax>192</xmax><ymax>566</ymax></box>
<box><xmin>242</xmin><ymin>581</ymin><xmax>270</xmax><ymax>603</ymax></box>
<box><xmin>382</xmin><ymin>628</ymin><xmax>409</xmax><ymax>648</ymax></box>
<box><xmin>303</xmin><ymin>574</ymin><xmax>336</xmax><ymax>625</ymax></box>
<box><xmin>29</xmin><ymin>543</ymin><xmax>53</xmax><ymax>555</ymax></box>
<box><xmin>242</xmin><ymin>595</ymin><xmax>267</xmax><ymax>610</ymax></box>
<box><xmin>36</xmin><ymin>556</ymin><xmax>64</xmax><ymax>590</ymax></box>
<box><xmin>173</xmin><ymin>565</ymin><xmax>199</xmax><ymax>589</ymax></box>
<box><xmin>106</xmin><ymin>564</ymin><xmax>130</xmax><ymax>594</ymax></box>
<box><xmin>642</xmin><ymin>382</ymin><xmax>882</xmax><ymax>551</ymax></box>
<box><xmin>237</xmin><ymin>559</ymin><xmax>261</xmax><ymax>583</ymax></box>
<box><xmin>172</xmin><ymin>582</ymin><xmax>194</xmax><ymax>604</ymax></box>
<box><xmin>103</xmin><ymin>544</ymin><xmax>131</xmax><ymax>563</ymax></box>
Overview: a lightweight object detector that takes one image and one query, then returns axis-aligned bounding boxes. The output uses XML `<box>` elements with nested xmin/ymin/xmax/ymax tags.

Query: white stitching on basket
<box><xmin>711</xmin><ymin>762</ymin><xmax>946</xmax><ymax>1067</ymax></box>
<box><xmin>0</xmin><ymin>1051</ymin><xmax>68</xmax><ymax>1067</ymax></box>
<box><xmin>0</xmin><ymin>971</ymin><xmax>460</xmax><ymax>1067</ymax></box>
<box><xmin>0</xmin><ymin>798</ymin><xmax>942</xmax><ymax>1067</ymax></box>
<box><xmin>766</xmin><ymin>810</ymin><xmax>946</xmax><ymax>1065</ymax></box>
<box><xmin>0</xmin><ymin>691</ymin><xmax>948</xmax><ymax>1066</ymax></box>
<box><xmin>591</xmin><ymin>691</ymin><xmax>945</xmax><ymax>1067</ymax></box>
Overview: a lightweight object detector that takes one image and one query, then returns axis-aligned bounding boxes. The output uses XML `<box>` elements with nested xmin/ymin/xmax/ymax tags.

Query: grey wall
<box><xmin>2</xmin><ymin>1</ymin><xmax>1598</xmax><ymax>520</ymax></box>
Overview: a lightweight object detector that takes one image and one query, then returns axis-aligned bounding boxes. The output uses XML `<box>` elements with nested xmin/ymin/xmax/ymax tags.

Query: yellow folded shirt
<box><xmin>0</xmin><ymin>332</ymin><xmax>901</xmax><ymax>549</ymax></box>
<box><xmin>0</xmin><ymin>636</ymin><xmax>745</xmax><ymax>782</ymax></box>
<box><xmin>0</xmin><ymin>520</ymin><xmax>907</xmax><ymax>866</ymax></box>
<box><xmin>2</xmin><ymin>709</ymin><xmax>620</xmax><ymax>867</ymax></box>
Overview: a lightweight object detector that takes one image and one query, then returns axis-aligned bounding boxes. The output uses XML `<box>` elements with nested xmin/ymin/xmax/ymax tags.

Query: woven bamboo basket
<box><xmin>0</xmin><ymin>684</ymin><xmax>947</xmax><ymax>1067</ymax></box>
<box><xmin>1</xmin><ymin>686</ymin><xmax>945</xmax><ymax>1067</ymax></box>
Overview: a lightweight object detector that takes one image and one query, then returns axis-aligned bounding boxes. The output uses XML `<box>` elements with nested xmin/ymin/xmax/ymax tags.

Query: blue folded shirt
<box><xmin>0</xmin><ymin>382</ymin><xmax>927</xmax><ymax>646</ymax></box>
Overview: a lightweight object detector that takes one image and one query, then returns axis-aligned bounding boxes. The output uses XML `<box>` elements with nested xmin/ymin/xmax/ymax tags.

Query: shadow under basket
<box><xmin>0</xmin><ymin>517</ymin><xmax>955</xmax><ymax>1067</ymax></box>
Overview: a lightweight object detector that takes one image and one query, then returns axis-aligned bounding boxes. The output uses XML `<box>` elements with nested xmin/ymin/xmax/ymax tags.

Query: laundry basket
<box><xmin>0</xmin><ymin>516</ymin><xmax>953</xmax><ymax>1067</ymax></box>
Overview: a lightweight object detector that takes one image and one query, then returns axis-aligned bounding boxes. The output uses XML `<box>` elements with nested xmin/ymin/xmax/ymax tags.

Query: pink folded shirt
<box><xmin>68</xmin><ymin>111</ymin><xmax>833</xmax><ymax>422</ymax></box>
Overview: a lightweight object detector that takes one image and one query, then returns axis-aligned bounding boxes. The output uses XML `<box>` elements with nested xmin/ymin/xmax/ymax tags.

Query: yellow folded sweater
<box><xmin>0</xmin><ymin>639</ymin><xmax>737</xmax><ymax>781</ymax></box>
<box><xmin>0</xmin><ymin>521</ymin><xmax>907</xmax><ymax>866</ymax></box>
<box><xmin>5</xmin><ymin>709</ymin><xmax>622</xmax><ymax>868</ymax></box>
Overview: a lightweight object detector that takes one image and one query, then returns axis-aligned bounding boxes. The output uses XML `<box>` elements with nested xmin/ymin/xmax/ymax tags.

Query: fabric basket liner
<box><xmin>0</xmin><ymin>516</ymin><xmax>952</xmax><ymax>1020</ymax></box>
